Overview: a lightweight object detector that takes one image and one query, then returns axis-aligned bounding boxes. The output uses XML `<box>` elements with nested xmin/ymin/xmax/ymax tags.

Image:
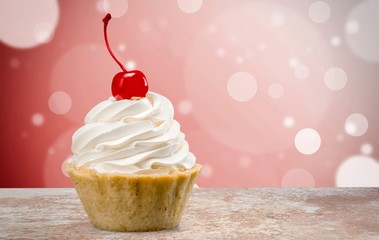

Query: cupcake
<box><xmin>66</xmin><ymin>13</ymin><xmax>201</xmax><ymax>232</ymax></box>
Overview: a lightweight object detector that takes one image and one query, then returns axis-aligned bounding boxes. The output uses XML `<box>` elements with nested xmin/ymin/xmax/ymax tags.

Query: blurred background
<box><xmin>1</xmin><ymin>0</ymin><xmax>378</xmax><ymax>188</ymax></box>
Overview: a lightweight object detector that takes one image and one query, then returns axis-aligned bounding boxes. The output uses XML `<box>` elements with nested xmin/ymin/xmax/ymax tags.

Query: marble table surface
<box><xmin>0</xmin><ymin>188</ymin><xmax>378</xmax><ymax>239</ymax></box>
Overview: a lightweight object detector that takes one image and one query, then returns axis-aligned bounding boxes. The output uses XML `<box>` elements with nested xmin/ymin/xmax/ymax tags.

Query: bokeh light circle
<box><xmin>336</xmin><ymin>155</ymin><xmax>379</xmax><ymax>187</ymax></box>
<box><xmin>158</xmin><ymin>19</ymin><xmax>168</xmax><ymax>29</ymax></box>
<box><xmin>295</xmin><ymin>128</ymin><xmax>321</xmax><ymax>155</ymax></box>
<box><xmin>227</xmin><ymin>72</ymin><xmax>257</xmax><ymax>102</ymax></box>
<box><xmin>345</xmin><ymin>20</ymin><xmax>359</xmax><ymax>34</ymax></box>
<box><xmin>324</xmin><ymin>67</ymin><xmax>347</xmax><ymax>91</ymax></box>
<box><xmin>345</xmin><ymin>0</ymin><xmax>379</xmax><ymax>62</ymax></box>
<box><xmin>308</xmin><ymin>1</ymin><xmax>330</xmax><ymax>23</ymax></box>
<box><xmin>48</xmin><ymin>148</ymin><xmax>55</xmax><ymax>156</ymax></box>
<box><xmin>294</xmin><ymin>65</ymin><xmax>310</xmax><ymax>80</ymax></box>
<box><xmin>345</xmin><ymin>113</ymin><xmax>368</xmax><ymax>137</ymax></box>
<box><xmin>201</xmin><ymin>164</ymin><xmax>213</xmax><ymax>178</ymax></box>
<box><xmin>235</xmin><ymin>56</ymin><xmax>244</xmax><ymax>64</ymax></box>
<box><xmin>118</xmin><ymin>43</ymin><xmax>126</xmax><ymax>52</ymax></box>
<box><xmin>31</xmin><ymin>113</ymin><xmax>45</xmax><ymax>127</ymax></box>
<box><xmin>336</xmin><ymin>133</ymin><xmax>345</xmax><ymax>142</ymax></box>
<box><xmin>330</xmin><ymin>36</ymin><xmax>341</xmax><ymax>47</ymax></box>
<box><xmin>216</xmin><ymin>48</ymin><xmax>226</xmax><ymax>57</ymax></box>
<box><xmin>282</xmin><ymin>169</ymin><xmax>315</xmax><ymax>187</ymax></box>
<box><xmin>9</xmin><ymin>58</ymin><xmax>21</xmax><ymax>69</ymax></box>
<box><xmin>103</xmin><ymin>0</ymin><xmax>128</xmax><ymax>18</ymax></box>
<box><xmin>125</xmin><ymin>60</ymin><xmax>136</xmax><ymax>70</ymax></box>
<box><xmin>61</xmin><ymin>156</ymin><xmax>72</xmax><ymax>178</ymax></box>
<box><xmin>0</xmin><ymin>0</ymin><xmax>59</xmax><ymax>49</ymax></box>
<box><xmin>139</xmin><ymin>19</ymin><xmax>152</xmax><ymax>33</ymax></box>
<box><xmin>258</xmin><ymin>42</ymin><xmax>267</xmax><ymax>51</ymax></box>
<box><xmin>44</xmin><ymin>129</ymin><xmax>77</xmax><ymax>187</ymax></box>
<box><xmin>268</xmin><ymin>83</ymin><xmax>284</xmax><ymax>99</ymax></box>
<box><xmin>360</xmin><ymin>143</ymin><xmax>373</xmax><ymax>156</ymax></box>
<box><xmin>177</xmin><ymin>0</ymin><xmax>203</xmax><ymax>14</ymax></box>
<box><xmin>178</xmin><ymin>100</ymin><xmax>193</xmax><ymax>115</ymax></box>
<box><xmin>239</xmin><ymin>156</ymin><xmax>252</xmax><ymax>168</ymax></box>
<box><xmin>48</xmin><ymin>91</ymin><xmax>72</xmax><ymax>115</ymax></box>
<box><xmin>283</xmin><ymin>116</ymin><xmax>295</xmax><ymax>128</ymax></box>
<box><xmin>288</xmin><ymin>57</ymin><xmax>299</xmax><ymax>68</ymax></box>
<box><xmin>270</xmin><ymin>12</ymin><xmax>285</xmax><ymax>27</ymax></box>
<box><xmin>33</xmin><ymin>22</ymin><xmax>54</xmax><ymax>44</ymax></box>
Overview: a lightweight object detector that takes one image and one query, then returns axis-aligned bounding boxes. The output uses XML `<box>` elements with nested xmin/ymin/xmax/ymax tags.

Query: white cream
<box><xmin>71</xmin><ymin>92</ymin><xmax>196</xmax><ymax>174</ymax></box>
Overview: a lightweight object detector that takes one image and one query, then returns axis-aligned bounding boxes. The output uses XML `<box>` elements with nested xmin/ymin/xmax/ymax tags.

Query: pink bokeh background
<box><xmin>1</xmin><ymin>0</ymin><xmax>379</xmax><ymax>187</ymax></box>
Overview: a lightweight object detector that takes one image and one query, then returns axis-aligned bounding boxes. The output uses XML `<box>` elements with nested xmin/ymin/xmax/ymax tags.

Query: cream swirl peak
<box><xmin>71</xmin><ymin>92</ymin><xmax>196</xmax><ymax>174</ymax></box>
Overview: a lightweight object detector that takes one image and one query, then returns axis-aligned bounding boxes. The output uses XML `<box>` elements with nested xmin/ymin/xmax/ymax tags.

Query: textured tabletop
<box><xmin>0</xmin><ymin>188</ymin><xmax>378</xmax><ymax>239</ymax></box>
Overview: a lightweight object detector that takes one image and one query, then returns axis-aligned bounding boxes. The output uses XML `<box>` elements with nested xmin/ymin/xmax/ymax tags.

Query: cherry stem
<box><xmin>103</xmin><ymin>13</ymin><xmax>127</xmax><ymax>72</ymax></box>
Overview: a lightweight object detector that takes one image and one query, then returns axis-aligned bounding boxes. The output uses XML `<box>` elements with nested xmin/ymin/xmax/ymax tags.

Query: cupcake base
<box><xmin>67</xmin><ymin>164</ymin><xmax>202</xmax><ymax>232</ymax></box>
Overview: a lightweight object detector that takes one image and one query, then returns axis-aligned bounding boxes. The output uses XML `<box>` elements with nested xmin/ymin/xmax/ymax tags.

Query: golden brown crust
<box><xmin>67</xmin><ymin>163</ymin><xmax>201</xmax><ymax>232</ymax></box>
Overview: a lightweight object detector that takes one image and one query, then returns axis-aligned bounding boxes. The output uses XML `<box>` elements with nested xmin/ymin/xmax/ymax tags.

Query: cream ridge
<box><xmin>70</xmin><ymin>92</ymin><xmax>196</xmax><ymax>174</ymax></box>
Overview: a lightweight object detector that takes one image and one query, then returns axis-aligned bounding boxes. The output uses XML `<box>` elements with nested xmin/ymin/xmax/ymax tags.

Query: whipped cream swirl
<box><xmin>71</xmin><ymin>92</ymin><xmax>196</xmax><ymax>174</ymax></box>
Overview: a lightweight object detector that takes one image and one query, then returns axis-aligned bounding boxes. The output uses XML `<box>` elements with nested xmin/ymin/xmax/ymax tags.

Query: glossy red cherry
<box><xmin>103</xmin><ymin>13</ymin><xmax>149</xmax><ymax>100</ymax></box>
<box><xmin>112</xmin><ymin>70</ymin><xmax>148</xmax><ymax>100</ymax></box>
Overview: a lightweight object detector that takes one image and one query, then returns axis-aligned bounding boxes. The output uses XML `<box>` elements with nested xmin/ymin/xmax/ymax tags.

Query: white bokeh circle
<box><xmin>288</xmin><ymin>57</ymin><xmax>299</xmax><ymax>68</ymax></box>
<box><xmin>216</xmin><ymin>48</ymin><xmax>226</xmax><ymax>57</ymax></box>
<box><xmin>345</xmin><ymin>20</ymin><xmax>360</xmax><ymax>34</ymax></box>
<box><xmin>239</xmin><ymin>155</ymin><xmax>252</xmax><ymax>168</ymax></box>
<box><xmin>360</xmin><ymin>143</ymin><xmax>373</xmax><ymax>156</ymax></box>
<box><xmin>283</xmin><ymin>116</ymin><xmax>295</xmax><ymax>128</ymax></box>
<box><xmin>208</xmin><ymin>24</ymin><xmax>217</xmax><ymax>34</ymax></box>
<box><xmin>125</xmin><ymin>60</ymin><xmax>136</xmax><ymax>70</ymax></box>
<box><xmin>21</xmin><ymin>131</ymin><xmax>28</xmax><ymax>139</ymax></box>
<box><xmin>0</xmin><ymin>0</ymin><xmax>59</xmax><ymax>49</ymax></box>
<box><xmin>9</xmin><ymin>58</ymin><xmax>20</xmax><ymax>69</ymax></box>
<box><xmin>33</xmin><ymin>22</ymin><xmax>54</xmax><ymax>44</ymax></box>
<box><xmin>282</xmin><ymin>168</ymin><xmax>315</xmax><ymax>187</ymax></box>
<box><xmin>103</xmin><ymin>0</ymin><xmax>128</xmax><ymax>18</ymax></box>
<box><xmin>345</xmin><ymin>113</ymin><xmax>368</xmax><ymax>137</ymax></box>
<box><xmin>157</xmin><ymin>18</ymin><xmax>168</xmax><ymax>29</ymax></box>
<box><xmin>201</xmin><ymin>164</ymin><xmax>213</xmax><ymax>178</ymax></box>
<box><xmin>177</xmin><ymin>0</ymin><xmax>203</xmax><ymax>14</ymax></box>
<box><xmin>48</xmin><ymin>91</ymin><xmax>72</xmax><ymax>115</ymax></box>
<box><xmin>48</xmin><ymin>148</ymin><xmax>55</xmax><ymax>156</ymax></box>
<box><xmin>330</xmin><ymin>36</ymin><xmax>341</xmax><ymax>47</ymax></box>
<box><xmin>345</xmin><ymin>0</ymin><xmax>379</xmax><ymax>62</ymax></box>
<box><xmin>178</xmin><ymin>100</ymin><xmax>193</xmax><ymax>115</ymax></box>
<box><xmin>258</xmin><ymin>42</ymin><xmax>267</xmax><ymax>51</ymax></box>
<box><xmin>294</xmin><ymin>65</ymin><xmax>310</xmax><ymax>80</ymax></box>
<box><xmin>118</xmin><ymin>43</ymin><xmax>126</xmax><ymax>52</ymax></box>
<box><xmin>139</xmin><ymin>19</ymin><xmax>152</xmax><ymax>33</ymax></box>
<box><xmin>227</xmin><ymin>72</ymin><xmax>258</xmax><ymax>102</ymax></box>
<box><xmin>96</xmin><ymin>0</ymin><xmax>103</xmax><ymax>12</ymax></box>
<box><xmin>336</xmin><ymin>155</ymin><xmax>379</xmax><ymax>187</ymax></box>
<box><xmin>295</xmin><ymin>128</ymin><xmax>321</xmax><ymax>155</ymax></box>
<box><xmin>308</xmin><ymin>1</ymin><xmax>331</xmax><ymax>23</ymax></box>
<box><xmin>44</xmin><ymin>129</ymin><xmax>77</xmax><ymax>187</ymax></box>
<box><xmin>31</xmin><ymin>113</ymin><xmax>45</xmax><ymax>127</ymax></box>
<box><xmin>268</xmin><ymin>83</ymin><xmax>284</xmax><ymax>99</ymax></box>
<box><xmin>270</xmin><ymin>12</ymin><xmax>285</xmax><ymax>27</ymax></box>
<box><xmin>236</xmin><ymin>56</ymin><xmax>244</xmax><ymax>64</ymax></box>
<box><xmin>61</xmin><ymin>156</ymin><xmax>72</xmax><ymax>178</ymax></box>
<box><xmin>324</xmin><ymin>67</ymin><xmax>347</xmax><ymax>91</ymax></box>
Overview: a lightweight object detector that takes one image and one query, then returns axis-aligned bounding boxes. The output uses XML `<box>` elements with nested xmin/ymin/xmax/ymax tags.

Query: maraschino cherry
<box><xmin>103</xmin><ymin>13</ymin><xmax>148</xmax><ymax>100</ymax></box>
